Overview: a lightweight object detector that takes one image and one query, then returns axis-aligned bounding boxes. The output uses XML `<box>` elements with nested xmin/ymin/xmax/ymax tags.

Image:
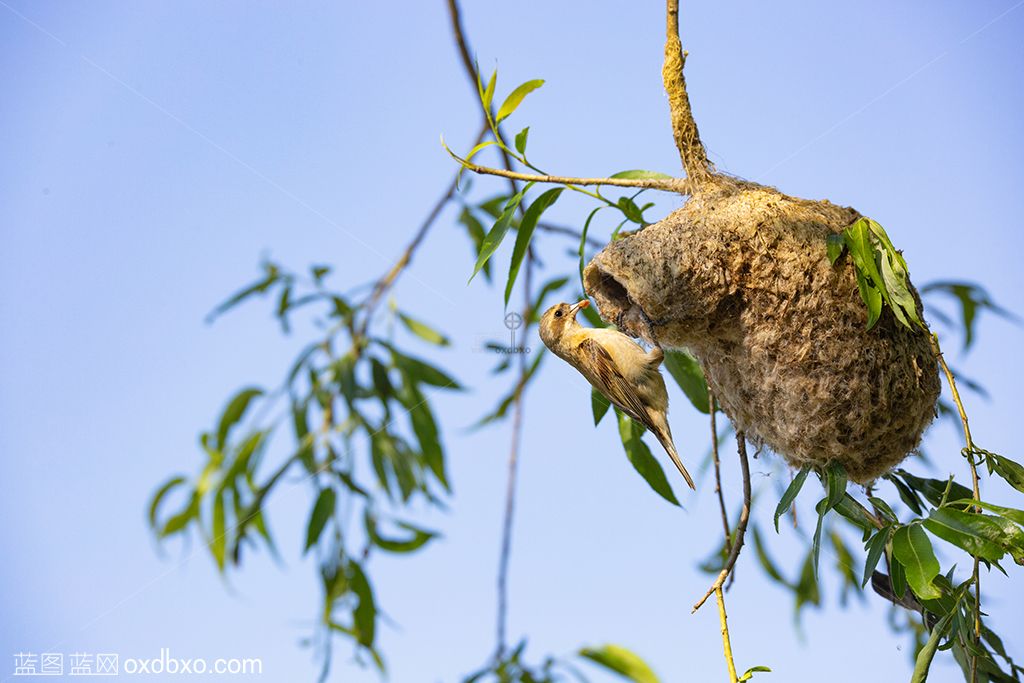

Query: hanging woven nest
<box><xmin>583</xmin><ymin>176</ymin><xmax>940</xmax><ymax>483</ymax></box>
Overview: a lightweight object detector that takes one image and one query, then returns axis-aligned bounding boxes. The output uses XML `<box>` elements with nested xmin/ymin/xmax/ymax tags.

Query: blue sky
<box><xmin>2</xmin><ymin>1</ymin><xmax>1023</xmax><ymax>681</ymax></box>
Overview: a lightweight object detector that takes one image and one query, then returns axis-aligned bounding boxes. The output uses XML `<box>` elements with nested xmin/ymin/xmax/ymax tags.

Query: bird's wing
<box><xmin>587</xmin><ymin>328</ymin><xmax>663</xmax><ymax>380</ymax></box>
<box><xmin>576</xmin><ymin>337</ymin><xmax>659</xmax><ymax>433</ymax></box>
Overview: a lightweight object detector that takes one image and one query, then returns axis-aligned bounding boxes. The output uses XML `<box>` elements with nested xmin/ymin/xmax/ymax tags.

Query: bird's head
<box><xmin>539</xmin><ymin>299</ymin><xmax>589</xmax><ymax>355</ymax></box>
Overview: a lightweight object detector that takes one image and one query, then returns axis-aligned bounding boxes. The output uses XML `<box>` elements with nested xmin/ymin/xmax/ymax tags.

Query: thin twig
<box><xmin>359</xmin><ymin>122</ymin><xmax>489</xmax><ymax>335</ymax></box>
<box><xmin>359</xmin><ymin>0</ymin><xmax>497</xmax><ymax>332</ymax></box>
<box><xmin>537</xmin><ymin>221</ymin><xmax>604</xmax><ymax>248</ymax></box>
<box><xmin>446</xmin><ymin>0</ymin><xmax>522</xmax><ymax>202</ymax></box>
<box><xmin>929</xmin><ymin>333</ymin><xmax>981</xmax><ymax>683</ymax></box>
<box><xmin>495</xmin><ymin>254</ymin><xmax>534</xmax><ymax>659</ymax></box>
<box><xmin>709</xmin><ymin>392</ymin><xmax>731</xmax><ymax>555</ymax></box>
<box><xmin>663</xmin><ymin>0</ymin><xmax>713</xmax><ymax>184</ymax></box>
<box><xmin>694</xmin><ymin>430</ymin><xmax>751</xmax><ymax>613</ymax></box>
<box><xmin>715</xmin><ymin>587</ymin><xmax>739</xmax><ymax>683</ymax></box>
<box><xmin>452</xmin><ymin>159</ymin><xmax>691</xmax><ymax>193</ymax></box>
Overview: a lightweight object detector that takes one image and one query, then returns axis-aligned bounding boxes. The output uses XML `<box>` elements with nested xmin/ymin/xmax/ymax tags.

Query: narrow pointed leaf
<box><xmin>470</xmin><ymin>189</ymin><xmax>528</xmax><ymax>282</ymax></box>
<box><xmin>662</xmin><ymin>350</ymin><xmax>709</xmax><ymax>413</ymax></box>
<box><xmin>616</xmin><ymin>411</ymin><xmax>679</xmax><ymax>506</ymax></box>
<box><xmin>505</xmin><ymin>187</ymin><xmax>563</xmax><ymax>305</ymax></box>
<box><xmin>495</xmin><ymin>79</ymin><xmax>545</xmax><ymax>123</ymax></box>
<box><xmin>304</xmin><ymin>488</ymin><xmax>336</xmax><ymax>552</ymax></box>
<box><xmin>579</xmin><ymin>644</ymin><xmax>660</xmax><ymax>683</ymax></box>
<box><xmin>775</xmin><ymin>466</ymin><xmax>811</xmax><ymax>532</ymax></box>
<box><xmin>592</xmin><ymin>387</ymin><xmax>611</xmax><ymax>425</ymax></box>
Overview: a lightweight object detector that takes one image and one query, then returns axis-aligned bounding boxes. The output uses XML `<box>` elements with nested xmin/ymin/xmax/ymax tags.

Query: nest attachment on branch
<box><xmin>584</xmin><ymin>177</ymin><xmax>940</xmax><ymax>483</ymax></box>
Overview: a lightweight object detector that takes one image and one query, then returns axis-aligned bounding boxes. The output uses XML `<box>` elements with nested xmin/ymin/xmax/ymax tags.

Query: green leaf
<box><xmin>398</xmin><ymin>380</ymin><xmax>449</xmax><ymax>491</ymax></box>
<box><xmin>662</xmin><ymin>350</ymin><xmax>709</xmax><ymax>414</ymax></box>
<box><xmin>160</xmin><ymin>493</ymin><xmax>199</xmax><ymax>537</ymax></box>
<box><xmin>304</xmin><ymin>488</ymin><xmax>336</xmax><ymax>553</ymax></box>
<box><xmin>811</xmin><ymin>463</ymin><xmax>848</xmax><ymax>575</ymax></box>
<box><xmin>388</xmin><ymin>344</ymin><xmax>462</xmax><ymax>390</ymax></box>
<box><xmin>505</xmin><ymin>187</ymin><xmax>564</xmax><ymax>305</ymax></box>
<box><xmin>826</xmin><ymin>234</ymin><xmax>846</xmax><ymax>264</ymax></box>
<box><xmin>892</xmin><ymin>525</ymin><xmax>942</xmax><ymax>600</ymax></box>
<box><xmin>211</xmin><ymin>489</ymin><xmax>227</xmax><ymax>571</ymax></box>
<box><xmin>862</xmin><ymin>526</ymin><xmax>892</xmax><ymax>587</ymax></box>
<box><xmin>889</xmin><ymin>554</ymin><xmax>908</xmax><ymax>599</ymax></box>
<box><xmin>216</xmin><ymin>387</ymin><xmax>263</xmax><ymax>450</ymax></box>
<box><xmin>205</xmin><ymin>263</ymin><xmax>280</xmax><ymax>323</ymax></box>
<box><xmin>794</xmin><ymin>549</ymin><xmax>821</xmax><ymax>616</ymax></box>
<box><xmin>774</xmin><ymin>466</ymin><xmax>811</xmax><ymax>532</ymax></box>
<box><xmin>948</xmin><ymin>499</ymin><xmax>1024</xmax><ymax>525</ymax></box>
<box><xmin>458</xmin><ymin>208</ymin><xmax>492</xmax><ymax>281</ymax></box>
<box><xmin>833</xmin><ymin>493</ymin><xmax>879</xmax><ymax>532</ymax></box>
<box><xmin>495</xmin><ymin>79</ymin><xmax>545</xmax><ymax>123</ymax></box>
<box><xmin>465</xmin><ymin>139</ymin><xmax>497</xmax><ymax>163</ymax></box>
<box><xmin>868</xmin><ymin>497</ymin><xmax>899</xmax><ymax>524</ymax></box>
<box><xmin>752</xmin><ymin>525</ymin><xmax>793</xmax><ymax>587</ymax></box>
<box><xmin>365</xmin><ymin>513</ymin><xmax>438</xmax><ymax>554</ymax></box>
<box><xmin>738</xmin><ymin>666</ymin><xmax>772</xmax><ymax>682</ymax></box>
<box><xmin>149</xmin><ymin>476</ymin><xmax>187</xmax><ymax>529</ymax></box>
<box><xmin>470</xmin><ymin>188</ymin><xmax>529</xmax><ymax>282</ymax></box>
<box><xmin>878</xmin><ymin>246</ymin><xmax>920</xmax><ymax>328</ymax></box>
<box><xmin>924</xmin><ymin>508</ymin><xmax>1007</xmax><ymax>562</ymax></box>
<box><xmin>609</xmin><ymin>170</ymin><xmax>673</xmax><ymax>180</ymax></box>
<box><xmin>397</xmin><ymin>312</ymin><xmax>450</xmax><ymax>346</ymax></box>
<box><xmin>275</xmin><ymin>283</ymin><xmax>292</xmax><ymax>332</ymax></box>
<box><xmin>478</xmin><ymin>67</ymin><xmax>497</xmax><ymax>112</ymax></box>
<box><xmin>825</xmin><ymin>462</ymin><xmax>848</xmax><ymax>510</ymax></box>
<box><xmin>616</xmin><ymin>411</ymin><xmax>679</xmax><ymax>506</ymax></box>
<box><xmin>617</xmin><ymin>196</ymin><xmax>645</xmax><ymax>224</ymax></box>
<box><xmin>578</xmin><ymin>206</ymin><xmax>606</xmax><ymax>286</ymax></box>
<box><xmin>579</xmin><ymin>644</ymin><xmax>660</xmax><ymax>683</ymax></box>
<box><xmin>514</xmin><ymin>127</ymin><xmax>529</xmax><ymax>155</ymax></box>
<box><xmin>592</xmin><ymin>387</ymin><xmax>611</xmax><ymax>425</ymax></box>
<box><xmin>348</xmin><ymin>559</ymin><xmax>377</xmax><ymax>648</ymax></box>
<box><xmin>921</xmin><ymin>281</ymin><xmax>1015</xmax><ymax>350</ymax></box>
<box><xmin>989</xmin><ymin>453</ymin><xmax>1024</xmax><ymax>494</ymax></box>
<box><xmin>811</xmin><ymin>498</ymin><xmax>828</xmax><ymax>576</ymax></box>
<box><xmin>910</xmin><ymin>612</ymin><xmax>955</xmax><ymax>683</ymax></box>
<box><xmin>888</xmin><ymin>474</ymin><xmax>925</xmax><ymax>515</ymax></box>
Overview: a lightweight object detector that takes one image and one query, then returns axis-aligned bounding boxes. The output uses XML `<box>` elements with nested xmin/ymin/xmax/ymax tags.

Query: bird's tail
<box><xmin>653</xmin><ymin>424</ymin><xmax>695</xmax><ymax>490</ymax></box>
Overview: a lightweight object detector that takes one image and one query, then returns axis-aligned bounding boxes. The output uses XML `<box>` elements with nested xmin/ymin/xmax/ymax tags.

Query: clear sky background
<box><xmin>2</xmin><ymin>1</ymin><xmax>1023</xmax><ymax>682</ymax></box>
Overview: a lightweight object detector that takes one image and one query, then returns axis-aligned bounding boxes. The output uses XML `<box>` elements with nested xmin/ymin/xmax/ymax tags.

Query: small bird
<box><xmin>539</xmin><ymin>299</ymin><xmax>695</xmax><ymax>489</ymax></box>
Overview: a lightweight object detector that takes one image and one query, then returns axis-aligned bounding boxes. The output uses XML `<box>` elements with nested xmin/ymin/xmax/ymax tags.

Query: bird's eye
<box><xmin>554</xmin><ymin>310</ymin><xmax>563</xmax><ymax>318</ymax></box>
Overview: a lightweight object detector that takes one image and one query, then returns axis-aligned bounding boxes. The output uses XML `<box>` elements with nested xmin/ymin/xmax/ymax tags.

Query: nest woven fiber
<box><xmin>583</xmin><ymin>177</ymin><xmax>940</xmax><ymax>483</ymax></box>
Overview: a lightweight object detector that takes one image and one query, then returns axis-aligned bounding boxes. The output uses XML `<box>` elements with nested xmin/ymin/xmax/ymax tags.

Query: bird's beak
<box><xmin>568</xmin><ymin>299</ymin><xmax>590</xmax><ymax>318</ymax></box>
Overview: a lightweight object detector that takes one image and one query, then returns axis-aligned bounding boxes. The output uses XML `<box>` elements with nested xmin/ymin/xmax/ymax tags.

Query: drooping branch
<box><xmin>928</xmin><ymin>333</ymin><xmax>982</xmax><ymax>681</ymax></box>
<box><xmin>663</xmin><ymin>0</ymin><xmax>714</xmax><ymax>184</ymax></box>
<box><xmin>709</xmin><ymin>392</ymin><xmax>732</xmax><ymax>556</ymax></box>
<box><xmin>693</xmin><ymin>430</ymin><xmax>751</xmax><ymax>613</ymax></box>
<box><xmin>494</xmin><ymin>253</ymin><xmax>535</xmax><ymax>659</ymax></box>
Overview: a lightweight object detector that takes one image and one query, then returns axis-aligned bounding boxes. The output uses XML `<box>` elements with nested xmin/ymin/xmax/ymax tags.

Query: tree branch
<box><xmin>715</xmin><ymin>587</ymin><xmax>739</xmax><ymax>683</ymax></box>
<box><xmin>709</xmin><ymin>392</ymin><xmax>732</xmax><ymax>557</ymax></box>
<box><xmin>494</xmin><ymin>253</ymin><xmax>535</xmax><ymax>659</ymax></box>
<box><xmin>693</xmin><ymin>430</ymin><xmax>751</xmax><ymax>613</ymax></box>
<box><xmin>929</xmin><ymin>333</ymin><xmax>982</xmax><ymax>682</ymax></box>
<box><xmin>663</xmin><ymin>0</ymin><xmax>713</xmax><ymax>184</ymax></box>
<box><xmin>537</xmin><ymin>221</ymin><xmax>604</xmax><ymax>248</ymax></box>
<box><xmin>360</xmin><ymin>123</ymin><xmax>488</xmax><ymax>332</ymax></box>
<box><xmin>452</xmin><ymin>159</ymin><xmax>691</xmax><ymax>193</ymax></box>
